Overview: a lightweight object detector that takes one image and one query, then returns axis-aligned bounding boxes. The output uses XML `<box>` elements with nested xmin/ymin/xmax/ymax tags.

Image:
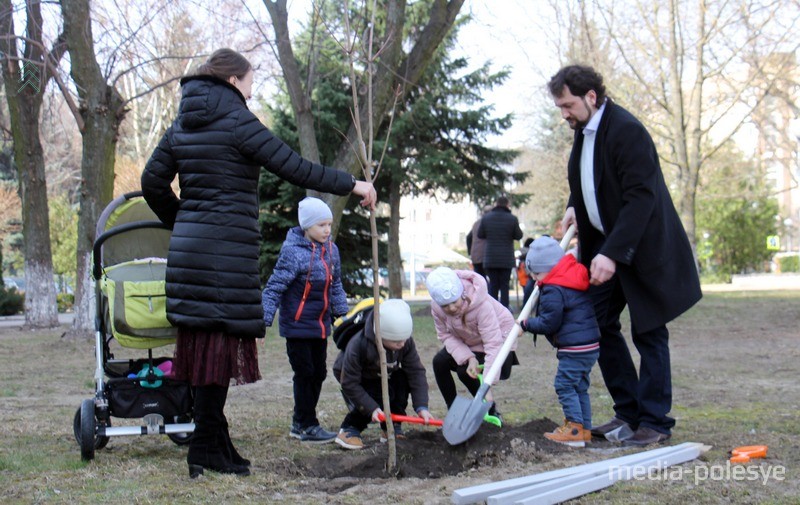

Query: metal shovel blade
<box><xmin>443</xmin><ymin>384</ymin><xmax>492</xmax><ymax>445</ymax></box>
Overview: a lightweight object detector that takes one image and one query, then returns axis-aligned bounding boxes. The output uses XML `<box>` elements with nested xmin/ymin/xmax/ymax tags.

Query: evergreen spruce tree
<box><xmin>260</xmin><ymin>12</ymin><xmax>527</xmax><ymax>297</ymax></box>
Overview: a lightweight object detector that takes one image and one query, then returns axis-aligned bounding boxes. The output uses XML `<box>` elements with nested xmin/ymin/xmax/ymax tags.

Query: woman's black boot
<box><xmin>187</xmin><ymin>432</ymin><xmax>250</xmax><ymax>478</ymax></box>
<box><xmin>222</xmin><ymin>421</ymin><xmax>251</xmax><ymax>467</ymax></box>
<box><xmin>188</xmin><ymin>385</ymin><xmax>250</xmax><ymax>478</ymax></box>
<box><xmin>210</xmin><ymin>385</ymin><xmax>250</xmax><ymax>467</ymax></box>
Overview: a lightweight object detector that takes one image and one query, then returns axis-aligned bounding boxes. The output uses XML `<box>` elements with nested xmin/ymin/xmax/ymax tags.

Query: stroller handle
<box><xmin>92</xmin><ymin>221</ymin><xmax>171</xmax><ymax>280</ymax></box>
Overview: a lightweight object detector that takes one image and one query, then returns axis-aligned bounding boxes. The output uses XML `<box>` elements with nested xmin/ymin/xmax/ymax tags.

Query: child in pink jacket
<box><xmin>426</xmin><ymin>267</ymin><xmax>519</xmax><ymax>423</ymax></box>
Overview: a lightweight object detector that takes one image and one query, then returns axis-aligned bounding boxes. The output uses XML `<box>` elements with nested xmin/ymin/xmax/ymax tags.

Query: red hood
<box><xmin>539</xmin><ymin>254</ymin><xmax>589</xmax><ymax>291</ymax></box>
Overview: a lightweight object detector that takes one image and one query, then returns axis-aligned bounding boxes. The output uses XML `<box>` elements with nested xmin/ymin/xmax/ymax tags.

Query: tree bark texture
<box><xmin>62</xmin><ymin>0</ymin><xmax>127</xmax><ymax>335</ymax></box>
<box><xmin>263</xmin><ymin>0</ymin><xmax>322</xmax><ymax>164</ymax></box>
<box><xmin>387</xmin><ymin>175</ymin><xmax>403</xmax><ymax>298</ymax></box>
<box><xmin>0</xmin><ymin>0</ymin><xmax>61</xmax><ymax>328</ymax></box>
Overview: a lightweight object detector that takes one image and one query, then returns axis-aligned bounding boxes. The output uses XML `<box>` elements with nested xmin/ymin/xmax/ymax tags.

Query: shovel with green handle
<box><xmin>442</xmin><ymin>225</ymin><xmax>576</xmax><ymax>445</ymax></box>
<box><xmin>476</xmin><ymin>365</ymin><xmax>502</xmax><ymax>427</ymax></box>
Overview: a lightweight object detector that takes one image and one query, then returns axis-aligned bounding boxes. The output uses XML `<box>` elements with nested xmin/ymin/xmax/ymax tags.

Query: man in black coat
<box><xmin>548</xmin><ymin>65</ymin><xmax>702</xmax><ymax>446</ymax></box>
<box><xmin>477</xmin><ymin>196</ymin><xmax>523</xmax><ymax>309</ymax></box>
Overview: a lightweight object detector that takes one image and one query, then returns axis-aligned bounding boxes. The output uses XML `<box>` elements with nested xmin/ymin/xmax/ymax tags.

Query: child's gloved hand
<box><xmin>519</xmin><ymin>319</ymin><xmax>529</xmax><ymax>332</ymax></box>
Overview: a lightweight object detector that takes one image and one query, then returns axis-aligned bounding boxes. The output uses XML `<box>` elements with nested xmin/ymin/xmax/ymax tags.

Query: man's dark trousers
<box><xmin>590</xmin><ymin>276</ymin><xmax>675</xmax><ymax>435</ymax></box>
<box><xmin>486</xmin><ymin>267</ymin><xmax>512</xmax><ymax>308</ymax></box>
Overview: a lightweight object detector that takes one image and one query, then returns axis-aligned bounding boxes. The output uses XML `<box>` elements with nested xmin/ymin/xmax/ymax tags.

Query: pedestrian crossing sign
<box><xmin>766</xmin><ymin>235</ymin><xmax>780</xmax><ymax>251</ymax></box>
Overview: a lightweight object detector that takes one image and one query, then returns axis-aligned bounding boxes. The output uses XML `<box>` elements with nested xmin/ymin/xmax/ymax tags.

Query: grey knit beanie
<box><xmin>526</xmin><ymin>236</ymin><xmax>564</xmax><ymax>274</ymax></box>
<box><xmin>298</xmin><ymin>197</ymin><xmax>333</xmax><ymax>229</ymax></box>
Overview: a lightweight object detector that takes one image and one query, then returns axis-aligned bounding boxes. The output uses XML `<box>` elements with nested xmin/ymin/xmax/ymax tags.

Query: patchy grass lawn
<box><xmin>0</xmin><ymin>290</ymin><xmax>798</xmax><ymax>504</ymax></box>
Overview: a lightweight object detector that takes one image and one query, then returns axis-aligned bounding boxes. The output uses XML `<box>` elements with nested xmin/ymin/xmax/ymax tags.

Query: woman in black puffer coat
<box><xmin>141</xmin><ymin>48</ymin><xmax>376</xmax><ymax>478</ymax></box>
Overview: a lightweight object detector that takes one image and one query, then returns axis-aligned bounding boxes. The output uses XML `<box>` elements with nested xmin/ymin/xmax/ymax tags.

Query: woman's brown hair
<box><xmin>194</xmin><ymin>48</ymin><xmax>252</xmax><ymax>80</ymax></box>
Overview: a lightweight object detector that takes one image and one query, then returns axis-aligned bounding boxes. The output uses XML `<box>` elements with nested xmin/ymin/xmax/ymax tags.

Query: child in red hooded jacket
<box><xmin>519</xmin><ymin>236</ymin><xmax>600</xmax><ymax>447</ymax></box>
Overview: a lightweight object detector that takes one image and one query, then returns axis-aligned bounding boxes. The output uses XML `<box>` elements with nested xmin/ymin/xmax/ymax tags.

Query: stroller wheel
<box><xmin>167</xmin><ymin>415</ymin><xmax>193</xmax><ymax>446</ymax></box>
<box><xmin>73</xmin><ymin>404</ymin><xmax>110</xmax><ymax>451</ymax></box>
<box><xmin>77</xmin><ymin>399</ymin><xmax>100</xmax><ymax>461</ymax></box>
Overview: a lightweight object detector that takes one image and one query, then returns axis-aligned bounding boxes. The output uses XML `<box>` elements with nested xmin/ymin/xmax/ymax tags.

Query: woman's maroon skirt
<box><xmin>172</xmin><ymin>328</ymin><xmax>261</xmax><ymax>386</ymax></box>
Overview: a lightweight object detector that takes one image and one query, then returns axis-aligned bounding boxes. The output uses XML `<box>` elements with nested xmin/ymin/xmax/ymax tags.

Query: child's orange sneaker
<box><xmin>544</xmin><ymin>420</ymin><xmax>587</xmax><ymax>448</ymax></box>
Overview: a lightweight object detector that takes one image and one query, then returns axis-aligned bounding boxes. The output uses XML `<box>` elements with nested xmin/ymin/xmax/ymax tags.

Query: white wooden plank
<box><xmin>486</xmin><ymin>444</ymin><xmax>695</xmax><ymax>505</ymax></box>
<box><xmin>511</xmin><ymin>444</ymin><xmax>704</xmax><ymax>505</ymax></box>
<box><xmin>451</xmin><ymin>442</ymin><xmax>696</xmax><ymax>505</ymax></box>
<box><xmin>514</xmin><ymin>473</ymin><xmax>615</xmax><ymax>505</ymax></box>
<box><xmin>486</xmin><ymin>468</ymin><xmax>609</xmax><ymax>505</ymax></box>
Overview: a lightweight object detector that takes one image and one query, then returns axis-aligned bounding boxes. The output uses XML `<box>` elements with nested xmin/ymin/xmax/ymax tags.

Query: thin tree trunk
<box><xmin>681</xmin><ymin>0</ymin><xmax>706</xmax><ymax>254</ymax></box>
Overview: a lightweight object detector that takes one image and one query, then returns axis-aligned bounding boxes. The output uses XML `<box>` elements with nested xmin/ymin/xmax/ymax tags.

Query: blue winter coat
<box><xmin>262</xmin><ymin>227</ymin><xmax>349</xmax><ymax>339</ymax></box>
<box><xmin>521</xmin><ymin>255</ymin><xmax>600</xmax><ymax>353</ymax></box>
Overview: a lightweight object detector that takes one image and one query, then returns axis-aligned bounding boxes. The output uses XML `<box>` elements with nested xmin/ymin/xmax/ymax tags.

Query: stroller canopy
<box><xmin>96</xmin><ymin>192</ymin><xmax>171</xmax><ymax>271</ymax></box>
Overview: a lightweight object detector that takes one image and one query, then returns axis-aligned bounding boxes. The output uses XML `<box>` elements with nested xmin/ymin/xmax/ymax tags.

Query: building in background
<box><xmin>397</xmin><ymin>195</ymin><xmax>476</xmax><ymax>289</ymax></box>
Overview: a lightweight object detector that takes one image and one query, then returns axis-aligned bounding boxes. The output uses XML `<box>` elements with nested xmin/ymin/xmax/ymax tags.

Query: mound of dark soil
<box><xmin>289</xmin><ymin>418</ymin><xmax>576</xmax><ymax>479</ymax></box>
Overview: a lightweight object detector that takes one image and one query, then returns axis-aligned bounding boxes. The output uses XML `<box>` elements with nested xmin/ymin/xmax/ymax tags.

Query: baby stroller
<box><xmin>73</xmin><ymin>191</ymin><xmax>193</xmax><ymax>461</ymax></box>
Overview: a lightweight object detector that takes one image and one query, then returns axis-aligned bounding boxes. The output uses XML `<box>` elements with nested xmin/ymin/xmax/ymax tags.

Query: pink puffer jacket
<box><xmin>430</xmin><ymin>270</ymin><xmax>516</xmax><ymax>374</ymax></box>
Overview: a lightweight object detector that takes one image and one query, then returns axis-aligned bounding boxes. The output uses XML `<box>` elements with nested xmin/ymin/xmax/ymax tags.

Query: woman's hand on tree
<box><xmin>353</xmin><ymin>180</ymin><xmax>377</xmax><ymax>210</ymax></box>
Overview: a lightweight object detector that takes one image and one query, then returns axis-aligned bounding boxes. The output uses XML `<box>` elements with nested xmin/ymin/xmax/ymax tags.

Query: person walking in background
<box><xmin>141</xmin><ymin>48</ymin><xmax>376</xmax><ymax>478</ymax></box>
<box><xmin>478</xmin><ymin>196</ymin><xmax>523</xmax><ymax>309</ymax></box>
<box><xmin>333</xmin><ymin>299</ymin><xmax>434</xmax><ymax>450</ymax></box>
<box><xmin>548</xmin><ymin>64</ymin><xmax>701</xmax><ymax>446</ymax></box>
<box><xmin>518</xmin><ymin>236</ymin><xmax>600</xmax><ymax>448</ymax></box>
<box><xmin>466</xmin><ymin>205</ymin><xmax>493</xmax><ymax>279</ymax></box>
<box><xmin>262</xmin><ymin>197</ymin><xmax>349</xmax><ymax>445</ymax></box>
<box><xmin>426</xmin><ymin>267</ymin><xmax>518</xmax><ymax>424</ymax></box>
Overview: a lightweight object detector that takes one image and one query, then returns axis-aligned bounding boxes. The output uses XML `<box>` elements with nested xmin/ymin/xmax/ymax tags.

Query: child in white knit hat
<box><xmin>262</xmin><ymin>197</ymin><xmax>348</xmax><ymax>444</ymax></box>
<box><xmin>332</xmin><ymin>299</ymin><xmax>435</xmax><ymax>449</ymax></box>
<box><xmin>425</xmin><ymin>267</ymin><xmax>519</xmax><ymax>424</ymax></box>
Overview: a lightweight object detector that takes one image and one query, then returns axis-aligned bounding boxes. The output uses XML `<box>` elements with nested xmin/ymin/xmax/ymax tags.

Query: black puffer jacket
<box><xmin>477</xmin><ymin>206</ymin><xmax>523</xmax><ymax>269</ymax></box>
<box><xmin>141</xmin><ymin>75</ymin><xmax>355</xmax><ymax>338</ymax></box>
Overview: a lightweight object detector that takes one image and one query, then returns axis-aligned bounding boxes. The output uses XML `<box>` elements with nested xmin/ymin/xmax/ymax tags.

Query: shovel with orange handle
<box><xmin>376</xmin><ymin>412</ymin><xmax>443</xmax><ymax>427</ymax></box>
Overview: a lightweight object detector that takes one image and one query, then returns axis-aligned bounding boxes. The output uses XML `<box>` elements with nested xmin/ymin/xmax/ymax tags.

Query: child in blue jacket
<box><xmin>519</xmin><ymin>236</ymin><xmax>600</xmax><ymax>447</ymax></box>
<box><xmin>262</xmin><ymin>197</ymin><xmax>349</xmax><ymax>444</ymax></box>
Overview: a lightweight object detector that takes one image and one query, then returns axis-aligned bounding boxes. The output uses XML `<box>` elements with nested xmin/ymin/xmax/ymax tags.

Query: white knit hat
<box><xmin>526</xmin><ymin>236</ymin><xmax>564</xmax><ymax>273</ymax></box>
<box><xmin>376</xmin><ymin>299</ymin><xmax>413</xmax><ymax>341</ymax></box>
<box><xmin>298</xmin><ymin>197</ymin><xmax>333</xmax><ymax>229</ymax></box>
<box><xmin>425</xmin><ymin>267</ymin><xmax>464</xmax><ymax>306</ymax></box>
